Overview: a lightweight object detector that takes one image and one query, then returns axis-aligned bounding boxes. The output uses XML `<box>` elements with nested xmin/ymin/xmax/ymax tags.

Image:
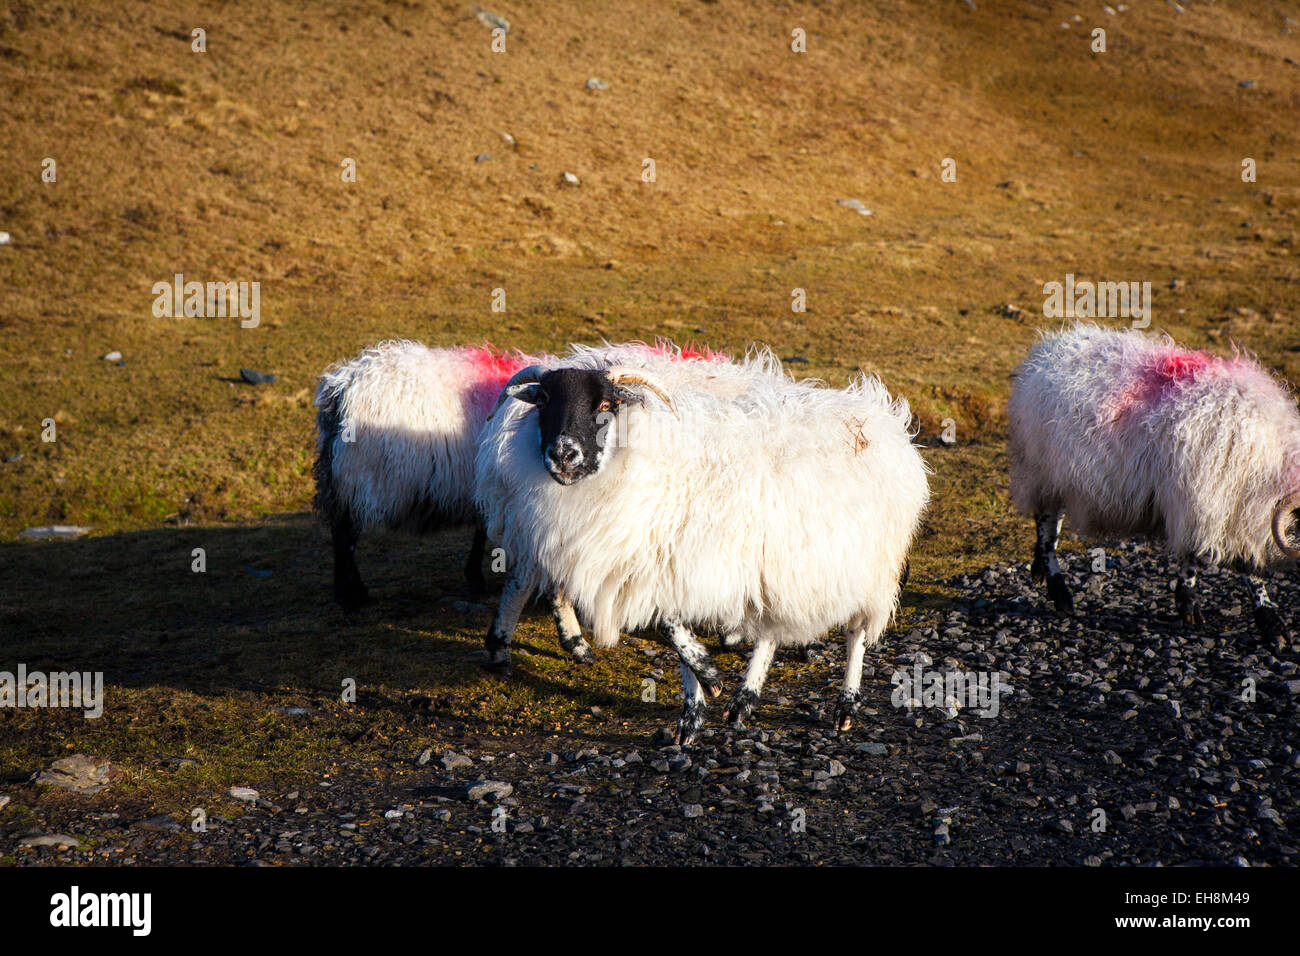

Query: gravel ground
<box><xmin>6</xmin><ymin>541</ymin><xmax>1297</xmax><ymax>866</ymax></box>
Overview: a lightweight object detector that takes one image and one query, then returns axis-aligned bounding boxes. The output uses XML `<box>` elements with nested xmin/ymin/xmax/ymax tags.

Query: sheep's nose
<box><xmin>546</xmin><ymin>438</ymin><xmax>582</xmax><ymax>469</ymax></box>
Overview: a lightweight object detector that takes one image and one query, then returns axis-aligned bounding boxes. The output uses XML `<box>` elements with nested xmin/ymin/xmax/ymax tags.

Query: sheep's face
<box><xmin>507</xmin><ymin>368</ymin><xmax>635</xmax><ymax>485</ymax></box>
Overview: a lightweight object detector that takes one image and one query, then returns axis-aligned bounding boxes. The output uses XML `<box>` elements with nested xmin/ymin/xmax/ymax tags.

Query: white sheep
<box><xmin>476</xmin><ymin>352</ymin><xmax>930</xmax><ymax>742</ymax></box>
<box><xmin>475</xmin><ymin>343</ymin><xmax>765</xmax><ymax>674</ymax></box>
<box><xmin>314</xmin><ymin>339</ymin><xmax>735</xmax><ymax>665</ymax></box>
<box><xmin>1007</xmin><ymin>322</ymin><xmax>1300</xmax><ymax>644</ymax></box>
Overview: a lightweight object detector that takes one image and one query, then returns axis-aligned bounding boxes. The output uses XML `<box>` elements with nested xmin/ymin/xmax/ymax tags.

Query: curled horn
<box><xmin>603</xmin><ymin>366</ymin><xmax>679</xmax><ymax>418</ymax></box>
<box><xmin>489</xmin><ymin>364</ymin><xmax>545</xmax><ymax>418</ymax></box>
<box><xmin>1272</xmin><ymin>491</ymin><xmax>1300</xmax><ymax>559</ymax></box>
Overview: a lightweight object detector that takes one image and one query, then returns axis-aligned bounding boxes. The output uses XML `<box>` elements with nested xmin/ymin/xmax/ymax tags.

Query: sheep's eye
<box><xmin>597</xmin><ymin>399</ymin><xmax>612</xmax><ymax>413</ymax></box>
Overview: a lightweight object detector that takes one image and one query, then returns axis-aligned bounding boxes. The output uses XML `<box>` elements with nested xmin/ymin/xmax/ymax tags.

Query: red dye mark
<box><xmin>643</xmin><ymin>338</ymin><xmax>729</xmax><ymax>363</ymax></box>
<box><xmin>679</xmin><ymin>344</ymin><xmax>728</xmax><ymax>362</ymax></box>
<box><xmin>1154</xmin><ymin>349</ymin><xmax>1210</xmax><ymax>381</ymax></box>
<box><xmin>1109</xmin><ymin>347</ymin><xmax>1217</xmax><ymax>420</ymax></box>
<box><xmin>468</xmin><ymin>344</ymin><xmax>529</xmax><ymax>386</ymax></box>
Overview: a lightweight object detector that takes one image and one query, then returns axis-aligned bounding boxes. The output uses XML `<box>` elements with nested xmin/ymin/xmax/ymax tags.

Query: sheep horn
<box><xmin>1272</xmin><ymin>491</ymin><xmax>1300</xmax><ymax>559</ymax></box>
<box><xmin>489</xmin><ymin>364</ymin><xmax>545</xmax><ymax>418</ymax></box>
<box><xmin>604</xmin><ymin>366</ymin><xmax>679</xmax><ymax>418</ymax></box>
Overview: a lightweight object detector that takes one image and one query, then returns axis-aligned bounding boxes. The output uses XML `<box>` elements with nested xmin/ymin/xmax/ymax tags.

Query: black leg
<box><xmin>833</xmin><ymin>690</ymin><xmax>860</xmax><ymax>733</ymax></box>
<box><xmin>722</xmin><ymin>689</ymin><xmax>758</xmax><ymax>727</ymax></box>
<box><xmin>660</xmin><ymin>619</ymin><xmax>722</xmax><ymax>697</ymax></box>
<box><xmin>1174</xmin><ymin>557</ymin><xmax>1204</xmax><ymax>629</ymax></box>
<box><xmin>464</xmin><ymin>524</ymin><xmax>487</xmax><ymax>596</ymax></box>
<box><xmin>484</xmin><ymin>569</ymin><xmax>536</xmax><ymax>675</ymax></box>
<box><xmin>675</xmin><ymin>663</ymin><xmax>708</xmax><ymax>747</ymax></box>
<box><xmin>1246</xmin><ymin>574</ymin><xmax>1289</xmax><ymax>649</ymax></box>
<box><xmin>722</xmin><ymin>634</ymin><xmax>777</xmax><ymax>727</ymax></box>
<box><xmin>331</xmin><ymin>515</ymin><xmax>370</xmax><ymax>611</ymax></box>
<box><xmin>550</xmin><ymin>589</ymin><xmax>595</xmax><ymax>664</ymax></box>
<box><xmin>1033</xmin><ymin>513</ymin><xmax>1074</xmax><ymax>615</ymax></box>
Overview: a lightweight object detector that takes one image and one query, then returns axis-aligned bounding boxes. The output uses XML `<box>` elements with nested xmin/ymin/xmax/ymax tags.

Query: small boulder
<box><xmin>465</xmin><ymin>780</ymin><xmax>513</xmax><ymax>803</ymax></box>
<box><xmin>20</xmin><ymin>833</ymin><xmax>80</xmax><ymax>848</ymax></box>
<box><xmin>33</xmin><ymin>755</ymin><xmax>119</xmax><ymax>794</ymax></box>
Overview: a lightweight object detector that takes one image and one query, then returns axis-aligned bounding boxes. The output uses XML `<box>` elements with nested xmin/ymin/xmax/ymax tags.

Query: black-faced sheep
<box><xmin>476</xmin><ymin>352</ymin><xmax>930</xmax><ymax>742</ymax></box>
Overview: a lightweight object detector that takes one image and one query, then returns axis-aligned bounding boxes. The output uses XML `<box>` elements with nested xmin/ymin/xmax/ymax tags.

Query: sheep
<box><xmin>475</xmin><ymin>342</ymin><xmax>763</xmax><ymax>675</ymax></box>
<box><xmin>313</xmin><ymin>339</ymin><xmax>733</xmax><ymax>667</ymax></box>
<box><xmin>475</xmin><ymin>352</ymin><xmax>930</xmax><ymax>743</ymax></box>
<box><xmin>1007</xmin><ymin>322</ymin><xmax>1300</xmax><ymax>645</ymax></box>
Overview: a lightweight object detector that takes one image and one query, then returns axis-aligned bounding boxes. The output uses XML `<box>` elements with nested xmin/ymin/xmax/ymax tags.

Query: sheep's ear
<box><xmin>506</xmin><ymin>382</ymin><xmax>545</xmax><ymax>405</ymax></box>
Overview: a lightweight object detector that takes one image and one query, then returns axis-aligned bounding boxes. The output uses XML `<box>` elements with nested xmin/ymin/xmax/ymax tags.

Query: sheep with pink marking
<box><xmin>1007</xmin><ymin>323</ymin><xmax>1300</xmax><ymax>643</ymax></box>
<box><xmin>312</xmin><ymin>339</ymin><xmax>733</xmax><ymax>663</ymax></box>
<box><xmin>314</xmin><ymin>342</ymin><xmax>537</xmax><ymax>602</ymax></box>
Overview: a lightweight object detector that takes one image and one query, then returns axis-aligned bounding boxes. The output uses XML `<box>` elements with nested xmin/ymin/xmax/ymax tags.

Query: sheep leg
<box><xmin>550</xmin><ymin>588</ymin><xmax>595</xmax><ymax>665</ymax></box>
<box><xmin>723</xmin><ymin>633</ymin><xmax>778</xmax><ymax>728</ymax></box>
<box><xmin>674</xmin><ymin>662</ymin><xmax>709</xmax><ymax>747</ymax></box>
<box><xmin>1246</xmin><ymin>574</ymin><xmax>1290</xmax><ymax>648</ymax></box>
<box><xmin>1174</xmin><ymin>557</ymin><xmax>1204</xmax><ymax>629</ymax></box>
<box><xmin>834</xmin><ymin>617</ymin><xmax>880</xmax><ymax>732</ymax></box>
<box><xmin>464</xmin><ymin>524</ymin><xmax>487</xmax><ymax>596</ymax></box>
<box><xmin>331</xmin><ymin>515</ymin><xmax>370</xmax><ymax>611</ymax></box>
<box><xmin>484</xmin><ymin>567</ymin><xmax>540</xmax><ymax>675</ymax></box>
<box><xmin>1032</xmin><ymin>513</ymin><xmax>1074</xmax><ymax>615</ymax></box>
<box><xmin>660</xmin><ymin>620</ymin><xmax>722</xmax><ymax>698</ymax></box>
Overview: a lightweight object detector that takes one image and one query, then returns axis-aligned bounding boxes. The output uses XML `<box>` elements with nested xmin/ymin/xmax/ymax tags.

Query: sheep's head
<box><xmin>505</xmin><ymin>366</ymin><xmax>677</xmax><ymax>485</ymax></box>
<box><xmin>1273</xmin><ymin>491</ymin><xmax>1300</xmax><ymax>559</ymax></box>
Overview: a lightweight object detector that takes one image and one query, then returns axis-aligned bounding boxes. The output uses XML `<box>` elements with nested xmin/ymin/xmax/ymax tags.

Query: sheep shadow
<box><xmin>0</xmin><ymin>513</ymin><xmax>594</xmax><ymax>705</ymax></box>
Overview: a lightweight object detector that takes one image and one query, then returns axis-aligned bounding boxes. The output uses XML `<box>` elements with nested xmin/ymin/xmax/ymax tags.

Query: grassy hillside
<box><xmin>0</xmin><ymin>0</ymin><xmax>1297</xmax><ymax>832</ymax></box>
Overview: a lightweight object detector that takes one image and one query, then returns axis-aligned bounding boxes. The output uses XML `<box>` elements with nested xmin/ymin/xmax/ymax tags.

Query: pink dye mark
<box><xmin>1154</xmin><ymin>349</ymin><xmax>1210</xmax><ymax>381</ymax></box>
<box><xmin>468</xmin><ymin>344</ymin><xmax>529</xmax><ymax>387</ymax></box>
<box><xmin>1108</xmin><ymin>347</ymin><xmax>1217</xmax><ymax>420</ymax></box>
<box><xmin>639</xmin><ymin>338</ymin><xmax>729</xmax><ymax>363</ymax></box>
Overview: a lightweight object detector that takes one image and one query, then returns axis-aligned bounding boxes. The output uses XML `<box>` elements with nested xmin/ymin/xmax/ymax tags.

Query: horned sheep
<box><xmin>476</xmin><ymin>352</ymin><xmax>930</xmax><ymax>742</ymax></box>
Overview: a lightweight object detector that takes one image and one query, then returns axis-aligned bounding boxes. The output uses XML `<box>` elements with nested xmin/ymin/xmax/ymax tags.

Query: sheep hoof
<box><xmin>722</xmin><ymin>689</ymin><xmax>757</xmax><ymax>727</ymax></box>
<box><xmin>1253</xmin><ymin>605</ymin><xmax>1290</xmax><ymax>649</ymax></box>
<box><xmin>675</xmin><ymin>705</ymin><xmax>707</xmax><ymax>747</ymax></box>
<box><xmin>1030</xmin><ymin>554</ymin><xmax>1047</xmax><ymax>584</ymax></box>
<box><xmin>481</xmin><ymin>654</ymin><xmax>512</xmax><ymax>677</ymax></box>
<box><xmin>833</xmin><ymin>693</ymin><xmax>860</xmax><ymax>733</ymax></box>
<box><xmin>568</xmin><ymin>641</ymin><xmax>596</xmax><ymax>665</ymax></box>
<box><xmin>1046</xmin><ymin>574</ymin><xmax>1074</xmax><ymax>615</ymax></box>
<box><xmin>1178</xmin><ymin>606</ymin><xmax>1204</xmax><ymax>630</ymax></box>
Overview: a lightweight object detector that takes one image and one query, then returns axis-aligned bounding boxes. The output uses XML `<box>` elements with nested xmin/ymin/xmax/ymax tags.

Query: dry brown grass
<box><xmin>0</xmin><ymin>0</ymin><xmax>1297</xmax><ymax>814</ymax></box>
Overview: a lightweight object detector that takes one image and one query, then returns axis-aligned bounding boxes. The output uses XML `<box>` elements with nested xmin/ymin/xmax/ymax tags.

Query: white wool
<box><xmin>314</xmin><ymin>339</ymin><xmax>777</xmax><ymax>533</ymax></box>
<box><xmin>315</xmin><ymin>341</ymin><xmax>533</xmax><ymax>531</ymax></box>
<box><xmin>1008</xmin><ymin>322</ymin><xmax>1300</xmax><ymax>568</ymax></box>
<box><xmin>477</xmin><ymin>356</ymin><xmax>931</xmax><ymax>649</ymax></box>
